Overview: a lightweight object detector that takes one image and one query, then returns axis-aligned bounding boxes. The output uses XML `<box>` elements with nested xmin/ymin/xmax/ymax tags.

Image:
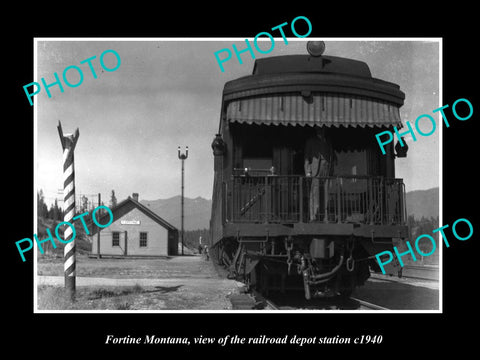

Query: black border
<box><xmin>7</xmin><ymin>6</ymin><xmax>478</xmax><ymax>355</ymax></box>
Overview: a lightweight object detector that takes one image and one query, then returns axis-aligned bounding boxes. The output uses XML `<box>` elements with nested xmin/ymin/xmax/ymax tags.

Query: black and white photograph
<box><xmin>32</xmin><ymin>38</ymin><xmax>441</xmax><ymax>312</ymax></box>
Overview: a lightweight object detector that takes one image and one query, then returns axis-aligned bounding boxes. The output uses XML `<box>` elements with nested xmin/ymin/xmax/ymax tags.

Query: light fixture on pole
<box><xmin>178</xmin><ymin>146</ymin><xmax>188</xmax><ymax>256</ymax></box>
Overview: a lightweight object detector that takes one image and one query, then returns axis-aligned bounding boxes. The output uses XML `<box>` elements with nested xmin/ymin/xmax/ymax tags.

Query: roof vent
<box><xmin>307</xmin><ymin>41</ymin><xmax>325</xmax><ymax>57</ymax></box>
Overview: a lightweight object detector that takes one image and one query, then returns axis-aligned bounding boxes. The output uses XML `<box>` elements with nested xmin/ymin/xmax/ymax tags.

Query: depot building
<box><xmin>89</xmin><ymin>193</ymin><xmax>178</xmax><ymax>257</ymax></box>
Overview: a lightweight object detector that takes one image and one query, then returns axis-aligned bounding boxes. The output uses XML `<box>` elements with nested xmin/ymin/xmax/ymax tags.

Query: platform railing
<box><xmin>226</xmin><ymin>175</ymin><xmax>405</xmax><ymax>225</ymax></box>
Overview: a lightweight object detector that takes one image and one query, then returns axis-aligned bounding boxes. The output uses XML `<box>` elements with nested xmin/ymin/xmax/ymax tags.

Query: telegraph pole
<box><xmin>97</xmin><ymin>193</ymin><xmax>101</xmax><ymax>259</ymax></box>
<box><xmin>178</xmin><ymin>146</ymin><xmax>188</xmax><ymax>256</ymax></box>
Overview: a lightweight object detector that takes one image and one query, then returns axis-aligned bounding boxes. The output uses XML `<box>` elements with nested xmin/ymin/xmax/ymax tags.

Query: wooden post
<box><xmin>181</xmin><ymin>157</ymin><xmax>184</xmax><ymax>255</ymax></box>
<box><xmin>178</xmin><ymin>146</ymin><xmax>188</xmax><ymax>256</ymax></box>
<box><xmin>57</xmin><ymin>121</ymin><xmax>79</xmax><ymax>301</ymax></box>
<box><xmin>124</xmin><ymin>230</ymin><xmax>128</xmax><ymax>256</ymax></box>
<box><xmin>97</xmin><ymin>193</ymin><xmax>101</xmax><ymax>259</ymax></box>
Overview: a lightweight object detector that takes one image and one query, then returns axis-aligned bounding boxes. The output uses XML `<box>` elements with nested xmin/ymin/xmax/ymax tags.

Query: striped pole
<box><xmin>58</xmin><ymin>121</ymin><xmax>80</xmax><ymax>301</ymax></box>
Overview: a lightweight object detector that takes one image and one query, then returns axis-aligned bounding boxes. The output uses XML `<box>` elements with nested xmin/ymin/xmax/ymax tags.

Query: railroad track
<box><xmin>231</xmin><ymin>266</ymin><xmax>438</xmax><ymax>310</ymax></box>
<box><xmin>350</xmin><ymin>297</ymin><xmax>389</xmax><ymax>311</ymax></box>
<box><xmin>264</xmin><ymin>297</ymin><xmax>388</xmax><ymax>311</ymax></box>
<box><xmin>370</xmin><ymin>265</ymin><xmax>439</xmax><ymax>283</ymax></box>
<box><xmin>253</xmin><ymin>290</ymin><xmax>388</xmax><ymax>311</ymax></box>
<box><xmin>264</xmin><ymin>298</ymin><xmax>281</xmax><ymax>310</ymax></box>
<box><xmin>401</xmin><ymin>265</ymin><xmax>439</xmax><ymax>281</ymax></box>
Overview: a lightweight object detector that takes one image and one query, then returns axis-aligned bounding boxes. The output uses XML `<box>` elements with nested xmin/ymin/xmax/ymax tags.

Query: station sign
<box><xmin>120</xmin><ymin>220</ymin><xmax>140</xmax><ymax>225</ymax></box>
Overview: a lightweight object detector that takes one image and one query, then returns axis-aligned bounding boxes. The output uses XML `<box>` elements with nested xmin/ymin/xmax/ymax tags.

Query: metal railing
<box><xmin>226</xmin><ymin>175</ymin><xmax>406</xmax><ymax>225</ymax></box>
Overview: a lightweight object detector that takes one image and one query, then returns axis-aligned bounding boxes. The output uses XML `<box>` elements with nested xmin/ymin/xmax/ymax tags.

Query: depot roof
<box><xmin>89</xmin><ymin>196</ymin><xmax>177</xmax><ymax>235</ymax></box>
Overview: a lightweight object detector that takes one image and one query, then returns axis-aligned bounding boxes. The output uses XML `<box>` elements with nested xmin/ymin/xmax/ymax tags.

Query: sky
<box><xmin>35</xmin><ymin>38</ymin><xmax>440</xmax><ymax>207</ymax></box>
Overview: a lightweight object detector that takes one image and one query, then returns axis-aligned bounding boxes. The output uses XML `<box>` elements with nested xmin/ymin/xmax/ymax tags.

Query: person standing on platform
<box><xmin>304</xmin><ymin>127</ymin><xmax>335</xmax><ymax>222</ymax></box>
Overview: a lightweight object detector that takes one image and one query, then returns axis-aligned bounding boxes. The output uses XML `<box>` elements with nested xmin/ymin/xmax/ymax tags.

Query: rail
<box><xmin>225</xmin><ymin>175</ymin><xmax>406</xmax><ymax>225</ymax></box>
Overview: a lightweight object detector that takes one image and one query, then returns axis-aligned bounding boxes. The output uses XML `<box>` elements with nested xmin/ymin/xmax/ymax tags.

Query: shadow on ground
<box><xmin>87</xmin><ymin>285</ymin><xmax>183</xmax><ymax>300</ymax></box>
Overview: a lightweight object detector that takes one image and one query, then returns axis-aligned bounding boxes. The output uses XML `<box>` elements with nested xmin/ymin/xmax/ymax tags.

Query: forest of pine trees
<box><xmin>182</xmin><ymin>228</ymin><xmax>210</xmax><ymax>252</ymax></box>
<box><xmin>37</xmin><ymin>189</ymin><xmax>63</xmax><ymax>220</ymax></box>
<box><xmin>36</xmin><ymin>189</ymin><xmax>112</xmax><ymax>256</ymax></box>
<box><xmin>37</xmin><ymin>189</ymin><xmax>108</xmax><ymax>221</ymax></box>
<box><xmin>405</xmin><ymin>214</ymin><xmax>440</xmax><ymax>265</ymax></box>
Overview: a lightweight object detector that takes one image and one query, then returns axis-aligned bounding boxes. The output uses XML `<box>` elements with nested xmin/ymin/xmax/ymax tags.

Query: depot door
<box><xmin>124</xmin><ymin>231</ymin><xmax>128</xmax><ymax>256</ymax></box>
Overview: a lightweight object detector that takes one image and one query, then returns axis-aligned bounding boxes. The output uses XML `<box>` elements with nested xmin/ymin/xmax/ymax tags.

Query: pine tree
<box><xmin>80</xmin><ymin>195</ymin><xmax>89</xmax><ymax>213</ymax></box>
<box><xmin>46</xmin><ymin>198</ymin><xmax>63</xmax><ymax>221</ymax></box>
<box><xmin>37</xmin><ymin>189</ymin><xmax>48</xmax><ymax>218</ymax></box>
<box><xmin>110</xmin><ymin>190</ymin><xmax>118</xmax><ymax>208</ymax></box>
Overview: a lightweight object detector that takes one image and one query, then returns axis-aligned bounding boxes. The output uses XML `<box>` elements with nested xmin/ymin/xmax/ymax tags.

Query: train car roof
<box><xmin>252</xmin><ymin>55</ymin><xmax>372</xmax><ymax>77</ymax></box>
<box><xmin>223</xmin><ymin>54</ymin><xmax>405</xmax><ymax>106</ymax></box>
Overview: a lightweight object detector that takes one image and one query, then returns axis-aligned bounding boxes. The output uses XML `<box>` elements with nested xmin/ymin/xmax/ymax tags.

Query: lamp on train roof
<box><xmin>211</xmin><ymin>133</ymin><xmax>225</xmax><ymax>156</ymax></box>
<box><xmin>307</xmin><ymin>41</ymin><xmax>326</xmax><ymax>57</ymax></box>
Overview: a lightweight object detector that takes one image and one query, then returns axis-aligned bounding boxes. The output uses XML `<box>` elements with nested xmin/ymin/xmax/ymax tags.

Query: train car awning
<box><xmin>226</xmin><ymin>93</ymin><xmax>402</xmax><ymax>128</ymax></box>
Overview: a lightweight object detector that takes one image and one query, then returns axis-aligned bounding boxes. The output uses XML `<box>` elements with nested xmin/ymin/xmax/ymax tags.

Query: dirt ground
<box><xmin>36</xmin><ymin>254</ymin><xmax>244</xmax><ymax>311</ymax></box>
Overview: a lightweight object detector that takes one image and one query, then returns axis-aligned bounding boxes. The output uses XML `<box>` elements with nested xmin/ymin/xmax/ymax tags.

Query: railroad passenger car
<box><xmin>209</xmin><ymin>42</ymin><xmax>408</xmax><ymax>299</ymax></box>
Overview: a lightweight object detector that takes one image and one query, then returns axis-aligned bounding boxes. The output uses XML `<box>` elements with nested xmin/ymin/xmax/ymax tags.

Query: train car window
<box><xmin>233</xmin><ymin>124</ymin><xmax>274</xmax><ymax>175</ymax></box>
<box><xmin>328</xmin><ymin>126</ymin><xmax>389</xmax><ymax>177</ymax></box>
<box><xmin>333</xmin><ymin>150</ymin><xmax>367</xmax><ymax>176</ymax></box>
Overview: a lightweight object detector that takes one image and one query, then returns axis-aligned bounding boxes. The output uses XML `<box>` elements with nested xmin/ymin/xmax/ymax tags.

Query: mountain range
<box><xmin>141</xmin><ymin>196</ymin><xmax>212</xmax><ymax>231</ymax></box>
<box><xmin>405</xmin><ymin>187</ymin><xmax>439</xmax><ymax>220</ymax></box>
<box><xmin>142</xmin><ymin>187</ymin><xmax>439</xmax><ymax>230</ymax></box>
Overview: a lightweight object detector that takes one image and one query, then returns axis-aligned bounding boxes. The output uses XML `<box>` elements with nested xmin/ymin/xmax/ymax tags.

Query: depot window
<box><xmin>140</xmin><ymin>232</ymin><xmax>148</xmax><ymax>247</ymax></box>
<box><xmin>112</xmin><ymin>232</ymin><xmax>120</xmax><ymax>247</ymax></box>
